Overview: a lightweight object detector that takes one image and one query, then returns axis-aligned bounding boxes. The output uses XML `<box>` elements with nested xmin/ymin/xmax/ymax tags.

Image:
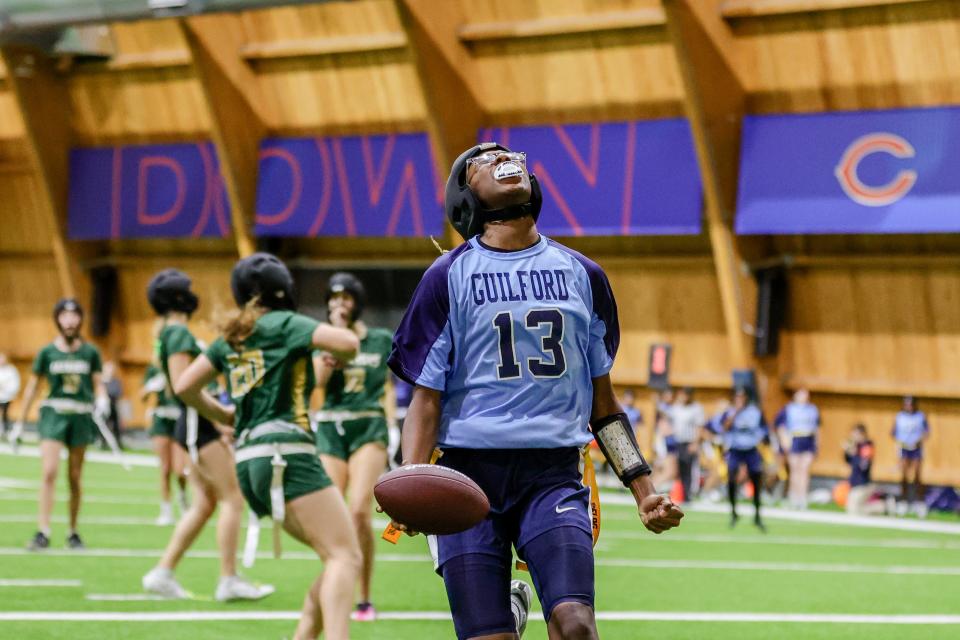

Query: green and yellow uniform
<box><xmin>32</xmin><ymin>342</ymin><xmax>102</xmax><ymax>447</ymax></box>
<box><xmin>315</xmin><ymin>327</ymin><xmax>392</xmax><ymax>460</ymax></box>
<box><xmin>143</xmin><ymin>364</ymin><xmax>181</xmax><ymax>438</ymax></box>
<box><xmin>205</xmin><ymin>310</ymin><xmax>331</xmax><ymax>518</ymax></box>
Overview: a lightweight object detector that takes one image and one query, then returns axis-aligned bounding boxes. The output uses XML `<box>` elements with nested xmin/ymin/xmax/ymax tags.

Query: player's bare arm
<box><xmin>591</xmin><ymin>374</ymin><xmax>684</xmax><ymax>535</ymax></box>
<box><xmin>172</xmin><ymin>354</ymin><xmax>234</xmax><ymax>426</ymax></box>
<box><xmin>311</xmin><ymin>323</ymin><xmax>359</xmax><ymax>362</ymax></box>
<box><xmin>400</xmin><ymin>386</ymin><xmax>441</xmax><ymax>465</ymax></box>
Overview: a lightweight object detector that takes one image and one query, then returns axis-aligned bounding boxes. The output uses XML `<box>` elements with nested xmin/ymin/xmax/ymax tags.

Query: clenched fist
<box><xmin>638</xmin><ymin>494</ymin><xmax>684</xmax><ymax>534</ymax></box>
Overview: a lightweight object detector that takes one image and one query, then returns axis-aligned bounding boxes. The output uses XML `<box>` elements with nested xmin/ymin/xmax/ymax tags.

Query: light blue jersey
<box><xmin>774</xmin><ymin>402</ymin><xmax>820</xmax><ymax>437</ymax></box>
<box><xmin>711</xmin><ymin>405</ymin><xmax>768</xmax><ymax>451</ymax></box>
<box><xmin>892</xmin><ymin>410</ymin><xmax>929</xmax><ymax>449</ymax></box>
<box><xmin>389</xmin><ymin>235</ymin><xmax>618</xmax><ymax>449</ymax></box>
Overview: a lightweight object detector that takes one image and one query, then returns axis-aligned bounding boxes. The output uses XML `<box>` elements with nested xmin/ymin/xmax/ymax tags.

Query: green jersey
<box><xmin>156</xmin><ymin>323</ymin><xmax>202</xmax><ymax>399</ymax></box>
<box><xmin>32</xmin><ymin>342</ymin><xmax>102</xmax><ymax>405</ymax></box>
<box><xmin>205</xmin><ymin>310</ymin><xmax>318</xmax><ymax>443</ymax></box>
<box><xmin>320</xmin><ymin>327</ymin><xmax>392</xmax><ymax>414</ymax></box>
<box><xmin>143</xmin><ymin>364</ymin><xmax>178</xmax><ymax>410</ymax></box>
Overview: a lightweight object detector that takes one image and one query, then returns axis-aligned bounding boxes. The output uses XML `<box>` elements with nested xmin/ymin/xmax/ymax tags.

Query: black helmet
<box><xmin>147</xmin><ymin>269</ymin><xmax>199</xmax><ymax>316</ymax></box>
<box><xmin>53</xmin><ymin>298</ymin><xmax>83</xmax><ymax>322</ymax></box>
<box><xmin>53</xmin><ymin>298</ymin><xmax>83</xmax><ymax>332</ymax></box>
<box><xmin>230</xmin><ymin>252</ymin><xmax>296</xmax><ymax>311</ymax></box>
<box><xmin>325</xmin><ymin>272</ymin><xmax>366</xmax><ymax>321</ymax></box>
<box><xmin>445</xmin><ymin>142</ymin><xmax>542</xmax><ymax>241</ymax></box>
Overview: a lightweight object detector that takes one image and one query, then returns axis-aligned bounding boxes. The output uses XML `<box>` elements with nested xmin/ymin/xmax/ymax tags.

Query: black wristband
<box><xmin>591</xmin><ymin>412</ymin><xmax>652</xmax><ymax>487</ymax></box>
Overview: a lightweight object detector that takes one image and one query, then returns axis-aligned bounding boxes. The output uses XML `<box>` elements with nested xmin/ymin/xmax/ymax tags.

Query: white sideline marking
<box><xmin>0</xmin><ymin>446</ymin><xmax>157</xmax><ymax>468</ymax></box>
<box><xmin>86</xmin><ymin>594</ymin><xmax>167</xmax><ymax>601</ymax></box>
<box><xmin>0</xmin><ymin>515</ymin><xmax>162</xmax><ymax>527</ymax></box>
<box><xmin>0</xmin><ymin>611</ymin><xmax>958</xmax><ymax>624</ymax></box>
<box><xmin>600</xmin><ymin>492</ymin><xmax>960</xmax><ymax>534</ymax></box>
<box><xmin>602</xmin><ymin>531</ymin><xmax>960</xmax><ymax>551</ymax></box>
<box><xmin>0</xmin><ymin>579</ymin><xmax>81</xmax><ymax>587</ymax></box>
<box><xmin>0</xmin><ymin>493</ymin><xmax>154</xmax><ymax>506</ymax></box>
<box><xmin>3</xmin><ymin>545</ymin><xmax>960</xmax><ymax>576</ymax></box>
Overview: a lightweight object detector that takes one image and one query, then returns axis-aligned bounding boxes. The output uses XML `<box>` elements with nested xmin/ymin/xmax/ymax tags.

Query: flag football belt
<box><xmin>313</xmin><ymin>410</ymin><xmax>383</xmax><ymax>436</ymax></box>
<box><xmin>236</xmin><ymin>419</ymin><xmax>312</xmax><ymax>448</ymax></box>
<box><xmin>40</xmin><ymin>399</ymin><xmax>93</xmax><ymax>414</ymax></box>
<box><xmin>515</xmin><ymin>446</ymin><xmax>601</xmax><ymax>572</ymax></box>
<box><xmin>153</xmin><ymin>406</ymin><xmax>182</xmax><ymax>420</ymax></box>
<box><xmin>236</xmin><ymin>441</ymin><xmax>317</xmax><ymax>563</ymax></box>
<box><xmin>898</xmin><ymin>441</ymin><xmax>921</xmax><ymax>451</ymax></box>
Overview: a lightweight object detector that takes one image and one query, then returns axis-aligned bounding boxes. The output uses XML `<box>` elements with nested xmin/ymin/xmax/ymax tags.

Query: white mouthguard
<box><xmin>493</xmin><ymin>162</ymin><xmax>524</xmax><ymax>181</ymax></box>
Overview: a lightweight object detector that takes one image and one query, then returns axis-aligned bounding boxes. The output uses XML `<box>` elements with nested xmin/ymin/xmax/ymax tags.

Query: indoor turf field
<box><xmin>0</xmin><ymin>448</ymin><xmax>958</xmax><ymax>639</ymax></box>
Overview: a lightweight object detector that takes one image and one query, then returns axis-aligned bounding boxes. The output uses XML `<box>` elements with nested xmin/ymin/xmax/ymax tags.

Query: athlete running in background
<box><xmin>141</xmin><ymin>361</ymin><xmax>188</xmax><ymax>525</ymax></box>
<box><xmin>711</xmin><ymin>387</ymin><xmax>768</xmax><ymax>531</ymax></box>
<box><xmin>892</xmin><ymin>395</ymin><xmax>930</xmax><ymax>518</ymax></box>
<box><xmin>774</xmin><ymin>388</ymin><xmax>820</xmax><ymax>510</ymax></box>
<box><xmin>313</xmin><ymin>272</ymin><xmax>395</xmax><ymax>622</ymax></box>
<box><xmin>13</xmin><ymin>299</ymin><xmax>108</xmax><ymax>551</ymax></box>
<box><xmin>175</xmin><ymin>253</ymin><xmax>361</xmax><ymax>640</ymax></box>
<box><xmin>140</xmin><ymin>269</ymin><xmax>272</xmax><ymax>602</ymax></box>
<box><xmin>389</xmin><ymin>144</ymin><xmax>683</xmax><ymax>640</ymax></box>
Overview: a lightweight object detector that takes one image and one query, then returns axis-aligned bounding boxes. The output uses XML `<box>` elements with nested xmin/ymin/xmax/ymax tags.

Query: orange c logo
<box><xmin>835</xmin><ymin>133</ymin><xmax>917</xmax><ymax>207</ymax></box>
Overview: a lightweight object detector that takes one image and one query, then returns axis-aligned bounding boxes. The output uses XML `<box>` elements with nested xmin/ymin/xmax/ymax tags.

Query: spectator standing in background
<box><xmin>670</xmin><ymin>387</ymin><xmax>706</xmax><ymax>502</ymax></box>
<box><xmin>892</xmin><ymin>396</ymin><xmax>930</xmax><ymax>518</ymax></box>
<box><xmin>0</xmin><ymin>352</ymin><xmax>20</xmax><ymax>438</ymax></box>
<box><xmin>101</xmin><ymin>361</ymin><xmax>124</xmax><ymax>450</ymax></box>
<box><xmin>775</xmin><ymin>388</ymin><xmax>820</xmax><ymax>510</ymax></box>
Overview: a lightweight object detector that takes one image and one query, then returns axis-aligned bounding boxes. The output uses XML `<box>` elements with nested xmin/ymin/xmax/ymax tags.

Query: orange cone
<box><xmin>670</xmin><ymin>479</ymin><xmax>685</xmax><ymax>504</ymax></box>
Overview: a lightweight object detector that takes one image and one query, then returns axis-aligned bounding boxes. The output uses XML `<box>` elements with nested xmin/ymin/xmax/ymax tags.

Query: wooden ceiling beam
<box><xmin>0</xmin><ymin>46</ymin><xmax>87</xmax><ymax>300</ymax></box>
<box><xmin>240</xmin><ymin>32</ymin><xmax>407</xmax><ymax>61</ymax></box>
<box><xmin>458</xmin><ymin>8</ymin><xmax>666</xmax><ymax>43</ymax></box>
<box><xmin>722</xmin><ymin>0</ymin><xmax>931</xmax><ymax>18</ymax></box>
<box><xmin>180</xmin><ymin>14</ymin><xmax>270</xmax><ymax>258</ymax></box>
<box><xmin>663</xmin><ymin>0</ymin><xmax>753</xmax><ymax>371</ymax></box>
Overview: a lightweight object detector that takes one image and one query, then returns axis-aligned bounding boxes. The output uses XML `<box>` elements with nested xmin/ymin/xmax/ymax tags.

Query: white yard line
<box><xmin>0</xmin><ymin>445</ymin><xmax>157</xmax><ymax>467</ymax></box>
<box><xmin>0</xmin><ymin>611</ymin><xmax>958</xmax><ymax>624</ymax></box>
<box><xmin>86</xmin><ymin>594</ymin><xmax>168</xmax><ymax>601</ymax></box>
<box><xmin>3</xmin><ymin>546</ymin><xmax>959</xmax><ymax>576</ymax></box>
<box><xmin>601</xmin><ymin>530</ymin><xmax>960</xmax><ymax>551</ymax></box>
<box><xmin>0</xmin><ymin>579</ymin><xmax>82</xmax><ymax>587</ymax></box>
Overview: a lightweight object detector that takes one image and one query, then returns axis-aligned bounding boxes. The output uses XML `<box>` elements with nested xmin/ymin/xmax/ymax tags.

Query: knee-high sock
<box><xmin>749</xmin><ymin>471</ymin><xmax>763</xmax><ymax>518</ymax></box>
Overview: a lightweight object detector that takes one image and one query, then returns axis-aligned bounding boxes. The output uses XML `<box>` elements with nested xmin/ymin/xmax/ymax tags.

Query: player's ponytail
<box><xmin>220</xmin><ymin>296</ymin><xmax>266</xmax><ymax>351</ymax></box>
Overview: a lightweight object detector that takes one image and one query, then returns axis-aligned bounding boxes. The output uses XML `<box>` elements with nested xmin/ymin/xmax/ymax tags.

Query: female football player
<box><xmin>892</xmin><ymin>395</ymin><xmax>930</xmax><ymax>517</ymax></box>
<box><xmin>14</xmin><ymin>299</ymin><xmax>107</xmax><ymax>551</ymax></box>
<box><xmin>141</xmin><ymin>358</ymin><xmax>188</xmax><ymax>525</ymax></box>
<box><xmin>314</xmin><ymin>272</ymin><xmax>394</xmax><ymax>621</ymax></box>
<box><xmin>774</xmin><ymin>388</ymin><xmax>820</xmax><ymax>510</ymax></box>
<box><xmin>175</xmin><ymin>253</ymin><xmax>361</xmax><ymax>640</ymax></box>
<box><xmin>141</xmin><ymin>269</ymin><xmax>272</xmax><ymax>601</ymax></box>
<box><xmin>389</xmin><ymin>144</ymin><xmax>684</xmax><ymax>640</ymax></box>
<box><xmin>711</xmin><ymin>387</ymin><xmax>768</xmax><ymax>531</ymax></box>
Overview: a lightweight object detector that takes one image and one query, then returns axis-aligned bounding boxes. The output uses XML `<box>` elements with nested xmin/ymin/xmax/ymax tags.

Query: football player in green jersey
<box><xmin>13</xmin><ymin>299</ymin><xmax>109</xmax><ymax>551</ymax></box>
<box><xmin>175</xmin><ymin>253</ymin><xmax>361</xmax><ymax>640</ymax></box>
<box><xmin>314</xmin><ymin>272</ymin><xmax>394</xmax><ymax>622</ymax></box>
<box><xmin>141</xmin><ymin>359</ymin><xmax>187</xmax><ymax>525</ymax></box>
<box><xmin>141</xmin><ymin>269</ymin><xmax>273</xmax><ymax>602</ymax></box>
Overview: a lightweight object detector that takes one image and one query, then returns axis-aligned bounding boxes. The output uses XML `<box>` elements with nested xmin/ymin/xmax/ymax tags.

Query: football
<box><xmin>374</xmin><ymin>464</ymin><xmax>490</xmax><ymax>535</ymax></box>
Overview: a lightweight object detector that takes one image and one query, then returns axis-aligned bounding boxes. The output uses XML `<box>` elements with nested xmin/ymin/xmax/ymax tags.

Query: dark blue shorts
<box><xmin>900</xmin><ymin>446</ymin><xmax>923</xmax><ymax>461</ymax></box>
<box><xmin>665</xmin><ymin>435</ymin><xmax>679</xmax><ymax>455</ymax></box>
<box><xmin>433</xmin><ymin>448</ymin><xmax>595</xmax><ymax>638</ymax></box>
<box><xmin>726</xmin><ymin>448</ymin><xmax>763</xmax><ymax>476</ymax></box>
<box><xmin>790</xmin><ymin>435</ymin><xmax>817</xmax><ymax>455</ymax></box>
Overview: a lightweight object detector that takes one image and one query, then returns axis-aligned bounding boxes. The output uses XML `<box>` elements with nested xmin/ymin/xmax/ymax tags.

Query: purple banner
<box><xmin>68</xmin><ymin>142</ymin><xmax>231</xmax><ymax>240</ymax></box>
<box><xmin>255</xmin><ymin>133</ymin><xmax>443</xmax><ymax>237</ymax></box>
<box><xmin>736</xmin><ymin>107</ymin><xmax>960</xmax><ymax>235</ymax></box>
<box><xmin>479</xmin><ymin>120</ymin><xmax>702</xmax><ymax>236</ymax></box>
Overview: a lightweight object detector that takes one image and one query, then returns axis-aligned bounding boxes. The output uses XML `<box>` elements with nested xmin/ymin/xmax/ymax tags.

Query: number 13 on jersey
<box><xmin>492</xmin><ymin>309</ymin><xmax>566</xmax><ymax>379</ymax></box>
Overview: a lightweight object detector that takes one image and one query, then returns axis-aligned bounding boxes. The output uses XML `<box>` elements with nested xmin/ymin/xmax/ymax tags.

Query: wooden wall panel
<box><xmin>0</xmin><ymin>260</ymin><xmax>63</xmax><ymax>361</ymax></box>
<box><xmin>780</xmin><ymin>264</ymin><xmax>960</xmax><ymax>484</ymax></box>
<box><xmin>459</xmin><ymin>0</ymin><xmax>683</xmax><ymax>124</ymax></box>
<box><xmin>240</xmin><ymin>1</ymin><xmax>427</xmax><ymax>135</ymax></box>
<box><xmin>0</xmin><ymin>90</ymin><xmax>25</xmax><ymax>139</ymax></box>
<box><xmin>68</xmin><ymin>20</ymin><xmax>209</xmax><ymax>145</ymax></box>
<box><xmin>0</xmin><ymin>173</ymin><xmax>55</xmax><ymax>254</ymax></box>
<box><xmin>733</xmin><ymin>0</ymin><xmax>960</xmax><ymax>113</ymax></box>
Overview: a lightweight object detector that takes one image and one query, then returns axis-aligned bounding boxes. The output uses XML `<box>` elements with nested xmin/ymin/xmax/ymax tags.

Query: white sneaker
<box><xmin>156</xmin><ymin>503</ymin><xmax>174</xmax><ymax>526</ymax></box>
<box><xmin>896</xmin><ymin>501</ymin><xmax>910</xmax><ymax>517</ymax></box>
<box><xmin>142</xmin><ymin>567</ymin><xmax>188</xmax><ymax>599</ymax></box>
<box><xmin>913</xmin><ymin>502</ymin><xmax>929</xmax><ymax>519</ymax></box>
<box><xmin>215</xmin><ymin>575</ymin><xmax>275</xmax><ymax>602</ymax></box>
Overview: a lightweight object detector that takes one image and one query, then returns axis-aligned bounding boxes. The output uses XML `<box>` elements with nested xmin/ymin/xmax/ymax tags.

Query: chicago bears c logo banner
<box><xmin>736</xmin><ymin>106</ymin><xmax>960</xmax><ymax>235</ymax></box>
<box><xmin>479</xmin><ymin>120</ymin><xmax>702</xmax><ymax>236</ymax></box>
